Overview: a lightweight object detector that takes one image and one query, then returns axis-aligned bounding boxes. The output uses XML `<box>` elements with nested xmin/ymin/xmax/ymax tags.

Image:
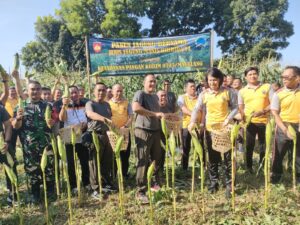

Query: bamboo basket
<box><xmin>210</xmin><ymin>123</ymin><xmax>233</xmax><ymax>153</ymax></box>
<box><xmin>107</xmin><ymin>128</ymin><xmax>129</xmax><ymax>151</ymax></box>
<box><xmin>164</xmin><ymin>113</ymin><xmax>182</xmax><ymax>135</ymax></box>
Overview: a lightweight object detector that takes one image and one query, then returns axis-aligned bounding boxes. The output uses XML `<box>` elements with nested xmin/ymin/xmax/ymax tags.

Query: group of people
<box><xmin>0</xmin><ymin>65</ymin><xmax>299</xmax><ymax>205</ymax></box>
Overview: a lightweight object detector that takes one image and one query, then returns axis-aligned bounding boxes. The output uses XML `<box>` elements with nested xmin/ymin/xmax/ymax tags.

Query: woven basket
<box><xmin>107</xmin><ymin>128</ymin><xmax>129</xmax><ymax>151</ymax></box>
<box><xmin>210</xmin><ymin>123</ymin><xmax>233</xmax><ymax>153</ymax></box>
<box><xmin>164</xmin><ymin>113</ymin><xmax>182</xmax><ymax>135</ymax></box>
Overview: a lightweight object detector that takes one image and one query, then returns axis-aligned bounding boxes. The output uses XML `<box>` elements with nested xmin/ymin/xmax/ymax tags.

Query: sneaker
<box><xmin>150</xmin><ymin>184</ymin><xmax>161</xmax><ymax>192</ymax></box>
<box><xmin>91</xmin><ymin>191</ymin><xmax>101</xmax><ymax>200</ymax></box>
<box><xmin>136</xmin><ymin>192</ymin><xmax>149</xmax><ymax>204</ymax></box>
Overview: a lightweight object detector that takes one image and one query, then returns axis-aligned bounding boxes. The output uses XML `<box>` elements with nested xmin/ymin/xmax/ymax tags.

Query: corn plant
<box><xmin>161</xmin><ymin>117</ymin><xmax>169</xmax><ymax>189</ymax></box>
<box><xmin>57</xmin><ymin>135</ymin><xmax>73</xmax><ymax>224</ymax></box>
<box><xmin>92</xmin><ymin>131</ymin><xmax>102</xmax><ymax>199</ymax></box>
<box><xmin>169</xmin><ymin>132</ymin><xmax>177</xmax><ymax>220</ymax></box>
<box><xmin>114</xmin><ymin>135</ymin><xmax>125</xmax><ymax>216</ymax></box>
<box><xmin>71</xmin><ymin>128</ymin><xmax>81</xmax><ymax>203</ymax></box>
<box><xmin>191</xmin><ymin>131</ymin><xmax>205</xmax><ymax>221</ymax></box>
<box><xmin>191</xmin><ymin>140</ymin><xmax>196</xmax><ymax>197</ymax></box>
<box><xmin>288</xmin><ymin>125</ymin><xmax>297</xmax><ymax>192</ymax></box>
<box><xmin>230</xmin><ymin>123</ymin><xmax>240</xmax><ymax>211</ymax></box>
<box><xmin>264</xmin><ymin>122</ymin><xmax>272</xmax><ymax>209</ymax></box>
<box><xmin>40</xmin><ymin>148</ymin><xmax>49</xmax><ymax>225</ymax></box>
<box><xmin>50</xmin><ymin>134</ymin><xmax>60</xmax><ymax>198</ymax></box>
<box><xmin>4</xmin><ymin>164</ymin><xmax>23</xmax><ymax>225</ymax></box>
<box><xmin>147</xmin><ymin>162</ymin><xmax>155</xmax><ymax>222</ymax></box>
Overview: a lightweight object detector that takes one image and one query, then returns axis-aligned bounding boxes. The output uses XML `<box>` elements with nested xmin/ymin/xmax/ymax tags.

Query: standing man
<box><xmin>177</xmin><ymin>79</ymin><xmax>200</xmax><ymax>171</ymax></box>
<box><xmin>132</xmin><ymin>74</ymin><xmax>164</xmax><ymax>203</ymax></box>
<box><xmin>12</xmin><ymin>80</ymin><xmax>55</xmax><ymax>203</ymax></box>
<box><xmin>85</xmin><ymin>82</ymin><xmax>115</xmax><ymax>198</ymax></box>
<box><xmin>238</xmin><ymin>67</ymin><xmax>273</xmax><ymax>174</ymax></box>
<box><xmin>59</xmin><ymin>85</ymin><xmax>90</xmax><ymax>193</ymax></box>
<box><xmin>77</xmin><ymin>85</ymin><xmax>90</xmax><ymax>104</ymax></box>
<box><xmin>41</xmin><ymin>87</ymin><xmax>53</xmax><ymax>103</ymax></box>
<box><xmin>109</xmin><ymin>84</ymin><xmax>133</xmax><ymax>178</ymax></box>
<box><xmin>271</xmin><ymin>66</ymin><xmax>300</xmax><ymax>183</ymax></box>
<box><xmin>163</xmin><ymin>79</ymin><xmax>177</xmax><ymax>113</ymax></box>
<box><xmin>232</xmin><ymin>78</ymin><xmax>243</xmax><ymax>91</ymax></box>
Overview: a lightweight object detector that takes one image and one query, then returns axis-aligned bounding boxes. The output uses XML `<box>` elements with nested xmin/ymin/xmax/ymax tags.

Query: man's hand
<box><xmin>11</xmin><ymin>70</ymin><xmax>19</xmax><ymax>79</ymax></box>
<box><xmin>188</xmin><ymin>122</ymin><xmax>196</xmax><ymax>133</ymax></box>
<box><xmin>0</xmin><ymin>71</ymin><xmax>9</xmax><ymax>81</ymax></box>
<box><xmin>1</xmin><ymin>142</ymin><xmax>9</xmax><ymax>154</ymax></box>
<box><xmin>252</xmin><ymin>110</ymin><xmax>265</xmax><ymax>118</ymax></box>
<box><xmin>286</xmin><ymin>129</ymin><xmax>295</xmax><ymax>140</ymax></box>
<box><xmin>16</xmin><ymin>108</ymin><xmax>24</xmax><ymax>120</ymax></box>
<box><xmin>155</xmin><ymin>112</ymin><xmax>164</xmax><ymax>119</ymax></box>
<box><xmin>62</xmin><ymin>97</ymin><xmax>70</xmax><ymax>107</ymax></box>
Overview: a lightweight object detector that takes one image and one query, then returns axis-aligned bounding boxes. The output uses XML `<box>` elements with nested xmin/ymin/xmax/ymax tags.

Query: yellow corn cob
<box><xmin>57</xmin><ymin>135</ymin><xmax>67</xmax><ymax>162</ymax></box>
<box><xmin>45</xmin><ymin>105</ymin><xmax>51</xmax><ymax>128</ymax></box>
<box><xmin>114</xmin><ymin>135</ymin><xmax>124</xmax><ymax>156</ymax></box>
<box><xmin>6</xmin><ymin>152</ymin><xmax>14</xmax><ymax>167</ymax></box>
<box><xmin>40</xmin><ymin>148</ymin><xmax>48</xmax><ymax>173</ymax></box>
<box><xmin>62</xmin><ymin>83</ymin><xmax>69</xmax><ymax>98</ymax></box>
<box><xmin>4</xmin><ymin>164</ymin><xmax>17</xmax><ymax>186</ymax></box>
<box><xmin>13</xmin><ymin>53</ymin><xmax>20</xmax><ymax>71</ymax></box>
<box><xmin>161</xmin><ymin>117</ymin><xmax>167</xmax><ymax>137</ymax></box>
<box><xmin>71</xmin><ymin>128</ymin><xmax>77</xmax><ymax>146</ymax></box>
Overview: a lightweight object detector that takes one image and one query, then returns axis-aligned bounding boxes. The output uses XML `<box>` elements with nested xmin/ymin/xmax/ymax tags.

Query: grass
<box><xmin>1</xmin><ymin>146</ymin><xmax>300</xmax><ymax>225</ymax></box>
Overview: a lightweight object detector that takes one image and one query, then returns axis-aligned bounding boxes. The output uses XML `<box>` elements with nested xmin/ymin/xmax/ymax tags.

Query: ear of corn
<box><xmin>6</xmin><ymin>152</ymin><xmax>14</xmax><ymax>167</ymax></box>
<box><xmin>161</xmin><ymin>117</ymin><xmax>167</xmax><ymax>137</ymax></box>
<box><xmin>0</xmin><ymin>64</ymin><xmax>7</xmax><ymax>76</ymax></box>
<box><xmin>230</xmin><ymin>123</ymin><xmax>240</xmax><ymax>144</ymax></box>
<box><xmin>71</xmin><ymin>128</ymin><xmax>77</xmax><ymax>146</ymax></box>
<box><xmin>147</xmin><ymin>162</ymin><xmax>155</xmax><ymax>222</ymax></box>
<box><xmin>62</xmin><ymin>83</ymin><xmax>69</xmax><ymax>98</ymax></box>
<box><xmin>57</xmin><ymin>135</ymin><xmax>67</xmax><ymax>162</ymax></box>
<box><xmin>169</xmin><ymin>132</ymin><xmax>176</xmax><ymax>156</ymax></box>
<box><xmin>92</xmin><ymin>131</ymin><xmax>100</xmax><ymax>152</ymax></box>
<box><xmin>0</xmin><ymin>132</ymin><xmax>5</xmax><ymax>150</ymax></box>
<box><xmin>40</xmin><ymin>148</ymin><xmax>48</xmax><ymax>173</ymax></box>
<box><xmin>288</xmin><ymin>125</ymin><xmax>297</xmax><ymax>141</ymax></box>
<box><xmin>13</xmin><ymin>53</ymin><xmax>20</xmax><ymax>71</ymax></box>
<box><xmin>50</xmin><ymin>134</ymin><xmax>60</xmax><ymax>197</ymax></box>
<box><xmin>4</xmin><ymin>164</ymin><xmax>17</xmax><ymax>186</ymax></box>
<box><xmin>45</xmin><ymin>105</ymin><xmax>52</xmax><ymax>128</ymax></box>
<box><xmin>270</xmin><ymin>117</ymin><xmax>275</xmax><ymax>133</ymax></box>
<box><xmin>115</xmin><ymin>135</ymin><xmax>124</xmax><ymax>156</ymax></box>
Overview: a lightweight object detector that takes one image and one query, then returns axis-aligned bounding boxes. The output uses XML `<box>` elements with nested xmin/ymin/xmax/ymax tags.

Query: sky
<box><xmin>0</xmin><ymin>0</ymin><xmax>299</xmax><ymax>73</ymax></box>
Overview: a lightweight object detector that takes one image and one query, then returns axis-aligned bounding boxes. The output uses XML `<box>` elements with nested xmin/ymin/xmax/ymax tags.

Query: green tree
<box><xmin>21</xmin><ymin>15</ymin><xmax>85</xmax><ymax>73</ymax></box>
<box><xmin>213</xmin><ymin>0</ymin><xmax>293</xmax><ymax>60</ymax></box>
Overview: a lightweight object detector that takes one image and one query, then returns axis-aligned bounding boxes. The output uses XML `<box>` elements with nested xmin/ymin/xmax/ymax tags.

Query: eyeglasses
<box><xmin>281</xmin><ymin>75</ymin><xmax>296</xmax><ymax>80</ymax></box>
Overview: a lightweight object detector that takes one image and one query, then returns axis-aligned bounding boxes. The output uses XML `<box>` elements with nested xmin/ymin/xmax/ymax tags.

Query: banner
<box><xmin>88</xmin><ymin>32</ymin><xmax>212</xmax><ymax>76</ymax></box>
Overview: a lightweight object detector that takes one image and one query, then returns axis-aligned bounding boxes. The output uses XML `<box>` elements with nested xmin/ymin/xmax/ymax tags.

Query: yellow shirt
<box><xmin>203</xmin><ymin>89</ymin><xmax>230</xmax><ymax>131</ymax></box>
<box><xmin>179</xmin><ymin>94</ymin><xmax>199</xmax><ymax>129</ymax></box>
<box><xmin>109</xmin><ymin>99</ymin><xmax>130</xmax><ymax>128</ymax></box>
<box><xmin>271</xmin><ymin>87</ymin><xmax>300</xmax><ymax>123</ymax></box>
<box><xmin>239</xmin><ymin>83</ymin><xmax>271</xmax><ymax>124</ymax></box>
<box><xmin>5</xmin><ymin>97</ymin><xmax>18</xmax><ymax>117</ymax></box>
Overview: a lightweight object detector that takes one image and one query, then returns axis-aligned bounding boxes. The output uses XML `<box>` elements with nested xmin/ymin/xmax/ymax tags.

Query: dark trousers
<box><xmin>181</xmin><ymin>128</ymin><xmax>191</xmax><ymax>170</ymax></box>
<box><xmin>135</xmin><ymin>128</ymin><xmax>162</xmax><ymax>193</ymax></box>
<box><xmin>206</xmin><ymin>131</ymin><xmax>231</xmax><ymax>188</ymax></box>
<box><xmin>66</xmin><ymin>143</ymin><xmax>90</xmax><ymax>189</ymax></box>
<box><xmin>272</xmin><ymin>124</ymin><xmax>300</xmax><ymax>177</ymax></box>
<box><xmin>120</xmin><ymin>132</ymin><xmax>131</xmax><ymax>176</ymax></box>
<box><xmin>246</xmin><ymin>123</ymin><xmax>266</xmax><ymax>169</ymax></box>
<box><xmin>88</xmin><ymin>133</ymin><xmax>113</xmax><ymax>191</ymax></box>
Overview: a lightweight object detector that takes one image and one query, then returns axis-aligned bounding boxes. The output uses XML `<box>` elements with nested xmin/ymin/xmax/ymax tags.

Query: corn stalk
<box><xmin>114</xmin><ymin>135</ymin><xmax>125</xmax><ymax>216</ymax></box>
<box><xmin>230</xmin><ymin>123</ymin><xmax>240</xmax><ymax>211</ymax></box>
<box><xmin>71</xmin><ymin>128</ymin><xmax>81</xmax><ymax>203</ymax></box>
<box><xmin>288</xmin><ymin>125</ymin><xmax>297</xmax><ymax>192</ymax></box>
<box><xmin>147</xmin><ymin>162</ymin><xmax>155</xmax><ymax>222</ymax></box>
<box><xmin>191</xmin><ymin>131</ymin><xmax>205</xmax><ymax>221</ymax></box>
<box><xmin>40</xmin><ymin>148</ymin><xmax>49</xmax><ymax>224</ymax></box>
<box><xmin>92</xmin><ymin>131</ymin><xmax>102</xmax><ymax>200</ymax></box>
<box><xmin>264</xmin><ymin>122</ymin><xmax>272</xmax><ymax>209</ymax></box>
<box><xmin>161</xmin><ymin>118</ymin><xmax>169</xmax><ymax>188</ymax></box>
<box><xmin>4</xmin><ymin>164</ymin><xmax>23</xmax><ymax>225</ymax></box>
<box><xmin>57</xmin><ymin>135</ymin><xmax>73</xmax><ymax>224</ymax></box>
<box><xmin>169</xmin><ymin>132</ymin><xmax>177</xmax><ymax>221</ymax></box>
<box><xmin>50</xmin><ymin>134</ymin><xmax>60</xmax><ymax>198</ymax></box>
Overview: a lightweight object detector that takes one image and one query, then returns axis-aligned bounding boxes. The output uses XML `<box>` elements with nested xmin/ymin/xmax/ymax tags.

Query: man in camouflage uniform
<box><xmin>13</xmin><ymin>80</ymin><xmax>55</xmax><ymax>203</ymax></box>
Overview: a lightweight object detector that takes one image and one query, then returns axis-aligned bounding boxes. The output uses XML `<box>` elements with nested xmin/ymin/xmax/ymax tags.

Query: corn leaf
<box><xmin>114</xmin><ymin>135</ymin><xmax>124</xmax><ymax>156</ymax></box>
<box><xmin>57</xmin><ymin>135</ymin><xmax>67</xmax><ymax>162</ymax></box>
<box><xmin>92</xmin><ymin>131</ymin><xmax>100</xmax><ymax>152</ymax></box>
<box><xmin>4</xmin><ymin>164</ymin><xmax>17</xmax><ymax>186</ymax></box>
<box><xmin>161</xmin><ymin>117</ymin><xmax>167</xmax><ymax>137</ymax></box>
<box><xmin>288</xmin><ymin>125</ymin><xmax>297</xmax><ymax>141</ymax></box>
<box><xmin>169</xmin><ymin>132</ymin><xmax>176</xmax><ymax>156</ymax></box>
<box><xmin>6</xmin><ymin>152</ymin><xmax>14</xmax><ymax>167</ymax></box>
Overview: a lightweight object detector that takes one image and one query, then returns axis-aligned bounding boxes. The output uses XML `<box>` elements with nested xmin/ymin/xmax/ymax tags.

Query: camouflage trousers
<box><xmin>22</xmin><ymin>143</ymin><xmax>55</xmax><ymax>187</ymax></box>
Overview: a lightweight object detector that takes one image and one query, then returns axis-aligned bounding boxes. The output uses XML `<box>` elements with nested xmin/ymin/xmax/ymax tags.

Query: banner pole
<box><xmin>85</xmin><ymin>35</ymin><xmax>91</xmax><ymax>99</ymax></box>
<box><xmin>210</xmin><ymin>29</ymin><xmax>214</xmax><ymax>67</ymax></box>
